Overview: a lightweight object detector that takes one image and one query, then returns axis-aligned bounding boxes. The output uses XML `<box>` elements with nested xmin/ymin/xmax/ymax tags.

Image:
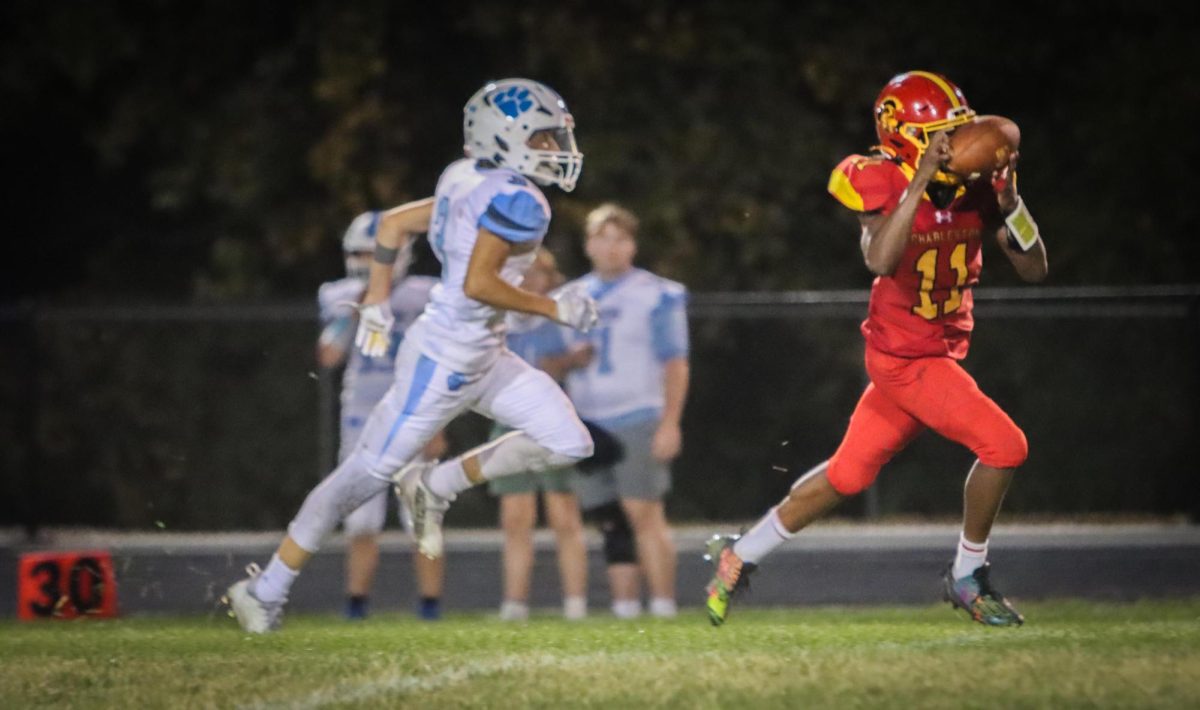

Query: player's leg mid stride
<box><xmin>942</xmin><ymin>562</ymin><xmax>1024</xmax><ymax>626</ymax></box>
<box><xmin>704</xmin><ymin>534</ymin><xmax>756</xmax><ymax>626</ymax></box>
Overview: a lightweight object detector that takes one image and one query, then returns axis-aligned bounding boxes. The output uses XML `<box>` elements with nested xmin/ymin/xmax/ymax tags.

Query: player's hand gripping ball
<box><xmin>945</xmin><ymin>115</ymin><xmax>1020</xmax><ymax>182</ymax></box>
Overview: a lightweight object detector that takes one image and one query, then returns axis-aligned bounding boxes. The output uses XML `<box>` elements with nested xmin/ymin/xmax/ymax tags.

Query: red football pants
<box><xmin>825</xmin><ymin>346</ymin><xmax>1028</xmax><ymax>495</ymax></box>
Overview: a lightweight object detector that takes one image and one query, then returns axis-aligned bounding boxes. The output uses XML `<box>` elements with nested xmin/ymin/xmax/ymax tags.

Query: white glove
<box><xmin>552</xmin><ymin>286</ymin><xmax>599</xmax><ymax>333</ymax></box>
<box><xmin>351</xmin><ymin>302</ymin><xmax>394</xmax><ymax>357</ymax></box>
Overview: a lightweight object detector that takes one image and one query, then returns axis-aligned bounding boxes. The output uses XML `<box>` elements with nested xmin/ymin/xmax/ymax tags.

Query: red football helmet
<box><xmin>874</xmin><ymin>71</ymin><xmax>976</xmax><ymax>167</ymax></box>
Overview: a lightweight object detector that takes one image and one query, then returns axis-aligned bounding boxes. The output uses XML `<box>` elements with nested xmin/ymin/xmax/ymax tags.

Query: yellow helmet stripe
<box><xmin>908</xmin><ymin>71</ymin><xmax>962</xmax><ymax>108</ymax></box>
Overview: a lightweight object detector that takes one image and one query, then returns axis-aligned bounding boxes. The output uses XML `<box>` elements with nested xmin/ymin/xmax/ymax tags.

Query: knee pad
<box><xmin>825</xmin><ymin>450</ymin><xmax>883</xmax><ymax>496</ymax></box>
<box><xmin>478</xmin><ymin>431</ymin><xmax>589</xmax><ymax>477</ymax></box>
<box><xmin>589</xmin><ymin>502</ymin><xmax>636</xmax><ymax>564</ymax></box>
<box><xmin>978</xmin><ymin>425</ymin><xmax>1029</xmax><ymax>470</ymax></box>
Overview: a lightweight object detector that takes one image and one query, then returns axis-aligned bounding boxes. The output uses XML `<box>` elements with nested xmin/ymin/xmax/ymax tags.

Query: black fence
<box><xmin>2</xmin><ymin>285</ymin><xmax>1197</xmax><ymax>533</ymax></box>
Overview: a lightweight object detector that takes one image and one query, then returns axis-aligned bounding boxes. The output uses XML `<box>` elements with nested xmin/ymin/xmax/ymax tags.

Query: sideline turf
<box><xmin>3</xmin><ymin>600</ymin><xmax>1198</xmax><ymax>709</ymax></box>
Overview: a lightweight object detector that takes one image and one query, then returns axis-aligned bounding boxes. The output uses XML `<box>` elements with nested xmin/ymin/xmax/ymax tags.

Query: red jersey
<box><xmin>828</xmin><ymin>154</ymin><xmax>1000</xmax><ymax>359</ymax></box>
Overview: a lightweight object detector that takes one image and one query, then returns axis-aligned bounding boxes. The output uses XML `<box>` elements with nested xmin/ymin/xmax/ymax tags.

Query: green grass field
<box><xmin>4</xmin><ymin>600</ymin><xmax>1199</xmax><ymax>709</ymax></box>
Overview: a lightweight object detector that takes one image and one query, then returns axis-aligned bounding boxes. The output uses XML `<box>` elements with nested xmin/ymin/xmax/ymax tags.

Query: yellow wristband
<box><xmin>1004</xmin><ymin>197</ymin><xmax>1040</xmax><ymax>252</ymax></box>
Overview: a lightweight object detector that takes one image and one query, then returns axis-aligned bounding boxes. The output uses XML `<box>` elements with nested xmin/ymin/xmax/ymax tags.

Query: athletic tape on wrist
<box><xmin>1004</xmin><ymin>197</ymin><xmax>1040</xmax><ymax>253</ymax></box>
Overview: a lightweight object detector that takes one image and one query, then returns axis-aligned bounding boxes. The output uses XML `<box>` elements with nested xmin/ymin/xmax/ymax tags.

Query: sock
<box><xmin>611</xmin><ymin>599</ymin><xmax>642</xmax><ymax>619</ymax></box>
<box><xmin>426</xmin><ymin>459</ymin><xmax>470</xmax><ymax>500</ymax></box>
<box><xmin>649</xmin><ymin>597</ymin><xmax>677</xmax><ymax>618</ymax></box>
<box><xmin>253</xmin><ymin>554</ymin><xmax>298</xmax><ymax>604</ymax></box>
<box><xmin>418</xmin><ymin>596</ymin><xmax>441</xmax><ymax>621</ymax></box>
<box><xmin>732</xmin><ymin>507</ymin><xmax>795</xmax><ymax>564</ymax></box>
<box><xmin>952</xmin><ymin>533</ymin><xmax>988</xmax><ymax>579</ymax></box>
<box><xmin>563</xmin><ymin>596</ymin><xmax>587</xmax><ymax>620</ymax></box>
<box><xmin>345</xmin><ymin>595</ymin><xmax>369</xmax><ymax>620</ymax></box>
<box><xmin>499</xmin><ymin>600</ymin><xmax>529</xmax><ymax>621</ymax></box>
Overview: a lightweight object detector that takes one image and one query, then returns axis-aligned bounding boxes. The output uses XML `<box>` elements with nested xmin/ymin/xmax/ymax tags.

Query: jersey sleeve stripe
<box><xmin>828</xmin><ymin>167</ymin><xmax>866</xmax><ymax>211</ymax></box>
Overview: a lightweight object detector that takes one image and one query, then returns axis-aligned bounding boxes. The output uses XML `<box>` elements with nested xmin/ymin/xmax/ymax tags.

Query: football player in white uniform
<box><xmin>317</xmin><ymin>212</ymin><xmax>446</xmax><ymax>620</ymax></box>
<box><xmin>227</xmin><ymin>78</ymin><xmax>597</xmax><ymax>633</ymax></box>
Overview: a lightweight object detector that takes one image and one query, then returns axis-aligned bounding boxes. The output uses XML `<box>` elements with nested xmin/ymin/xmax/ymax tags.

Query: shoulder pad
<box><xmin>478</xmin><ymin>189</ymin><xmax>549</xmax><ymax>243</ymax></box>
<box><xmin>827</xmin><ymin>154</ymin><xmax>902</xmax><ymax>212</ymax></box>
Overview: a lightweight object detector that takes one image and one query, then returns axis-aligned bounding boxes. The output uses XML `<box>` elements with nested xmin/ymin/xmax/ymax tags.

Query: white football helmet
<box><xmin>463</xmin><ymin>78</ymin><xmax>584</xmax><ymax>192</ymax></box>
<box><xmin>342</xmin><ymin>211</ymin><xmax>411</xmax><ymax>281</ymax></box>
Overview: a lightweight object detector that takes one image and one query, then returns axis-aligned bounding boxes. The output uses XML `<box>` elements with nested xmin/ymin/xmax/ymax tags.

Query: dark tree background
<box><xmin>2</xmin><ymin>1</ymin><xmax>1197</xmax><ymax>529</ymax></box>
<box><xmin>3</xmin><ymin>1</ymin><xmax>1197</xmax><ymax>300</ymax></box>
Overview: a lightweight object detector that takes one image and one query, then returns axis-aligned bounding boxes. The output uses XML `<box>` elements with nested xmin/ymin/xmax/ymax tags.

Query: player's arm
<box><xmin>535</xmin><ymin>324</ymin><xmax>591</xmax><ymax>381</ymax></box>
<box><xmin>317</xmin><ymin>280</ymin><xmax>362</xmax><ymax>366</ymax></box>
<box><xmin>991</xmin><ymin>155</ymin><xmax>1048</xmax><ymax>283</ymax></box>
<box><xmin>362</xmin><ymin>198</ymin><xmax>435</xmax><ymax>306</ymax></box>
<box><xmin>464</xmin><ymin>228</ymin><xmax>558</xmax><ymax>317</ymax></box>
<box><xmin>860</xmin><ymin>132</ymin><xmax>952</xmax><ymax>276</ymax></box>
<box><xmin>353</xmin><ymin>198</ymin><xmax>434</xmax><ymax>356</ymax></box>
<box><xmin>652</xmin><ymin>356</ymin><xmax>689</xmax><ymax>462</ymax></box>
<box><xmin>539</xmin><ymin>346</ymin><xmax>593</xmax><ymax>381</ymax></box>
<box><xmin>651</xmin><ymin>288</ymin><xmax>689</xmax><ymax>462</ymax></box>
<box><xmin>465</xmin><ymin>229</ymin><xmax>598</xmax><ymax>331</ymax></box>
<box><xmin>316</xmin><ymin>323</ymin><xmax>353</xmax><ymax>368</ymax></box>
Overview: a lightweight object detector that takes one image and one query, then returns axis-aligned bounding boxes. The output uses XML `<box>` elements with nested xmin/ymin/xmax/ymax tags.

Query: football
<box><xmin>945</xmin><ymin>115</ymin><xmax>1020</xmax><ymax>181</ymax></box>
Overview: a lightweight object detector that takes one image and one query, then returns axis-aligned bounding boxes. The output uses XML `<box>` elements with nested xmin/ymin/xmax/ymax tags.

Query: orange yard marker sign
<box><xmin>17</xmin><ymin>550</ymin><xmax>118</xmax><ymax>620</ymax></box>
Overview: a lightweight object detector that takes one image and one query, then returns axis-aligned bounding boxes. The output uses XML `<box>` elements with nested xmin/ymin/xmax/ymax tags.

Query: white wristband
<box><xmin>1004</xmin><ymin>197</ymin><xmax>1040</xmax><ymax>253</ymax></box>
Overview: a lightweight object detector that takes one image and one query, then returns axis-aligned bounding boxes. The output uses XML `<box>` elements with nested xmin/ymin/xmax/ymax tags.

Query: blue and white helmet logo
<box><xmin>494</xmin><ymin>86</ymin><xmax>534</xmax><ymax>118</ymax></box>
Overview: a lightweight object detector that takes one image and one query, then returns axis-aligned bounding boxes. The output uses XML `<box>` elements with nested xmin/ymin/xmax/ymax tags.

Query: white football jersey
<box><xmin>563</xmin><ymin>268</ymin><xmax>689</xmax><ymax>426</ymax></box>
<box><xmin>318</xmin><ymin>275</ymin><xmax>438</xmax><ymax>416</ymax></box>
<box><xmin>416</xmin><ymin>158</ymin><xmax>552</xmax><ymax>373</ymax></box>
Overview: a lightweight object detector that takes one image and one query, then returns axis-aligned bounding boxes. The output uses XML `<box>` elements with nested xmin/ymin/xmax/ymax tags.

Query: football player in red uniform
<box><xmin>705</xmin><ymin>71</ymin><xmax>1047</xmax><ymax>627</ymax></box>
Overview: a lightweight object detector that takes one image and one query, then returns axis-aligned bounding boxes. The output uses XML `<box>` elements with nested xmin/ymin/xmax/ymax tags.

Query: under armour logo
<box><xmin>934</xmin><ymin>210</ymin><xmax>953</xmax><ymax>224</ymax></box>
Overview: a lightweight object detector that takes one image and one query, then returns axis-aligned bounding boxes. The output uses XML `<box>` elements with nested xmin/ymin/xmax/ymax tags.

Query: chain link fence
<box><xmin>2</xmin><ymin>285</ymin><xmax>1197</xmax><ymax>532</ymax></box>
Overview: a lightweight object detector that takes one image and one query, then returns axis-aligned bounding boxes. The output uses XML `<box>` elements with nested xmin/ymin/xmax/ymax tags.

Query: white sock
<box><xmin>426</xmin><ymin>460</ymin><xmax>470</xmax><ymax>500</ymax></box>
<box><xmin>611</xmin><ymin>599</ymin><xmax>642</xmax><ymax>619</ymax></box>
<box><xmin>253</xmin><ymin>554</ymin><xmax>298</xmax><ymax>604</ymax></box>
<box><xmin>498</xmin><ymin>600</ymin><xmax>529</xmax><ymax>621</ymax></box>
<box><xmin>952</xmin><ymin>533</ymin><xmax>988</xmax><ymax>580</ymax></box>
<box><xmin>563</xmin><ymin>596</ymin><xmax>587</xmax><ymax>621</ymax></box>
<box><xmin>649</xmin><ymin>597</ymin><xmax>677</xmax><ymax>618</ymax></box>
<box><xmin>732</xmin><ymin>507</ymin><xmax>795</xmax><ymax>564</ymax></box>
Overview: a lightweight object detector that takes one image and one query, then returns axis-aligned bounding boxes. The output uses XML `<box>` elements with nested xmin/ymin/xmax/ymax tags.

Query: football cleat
<box><xmin>942</xmin><ymin>562</ymin><xmax>1025</xmax><ymax>627</ymax></box>
<box><xmin>223</xmin><ymin>563</ymin><xmax>284</xmax><ymax>634</ymax></box>
<box><xmin>393</xmin><ymin>459</ymin><xmax>450</xmax><ymax>560</ymax></box>
<box><xmin>704</xmin><ymin>534</ymin><xmax>756</xmax><ymax>627</ymax></box>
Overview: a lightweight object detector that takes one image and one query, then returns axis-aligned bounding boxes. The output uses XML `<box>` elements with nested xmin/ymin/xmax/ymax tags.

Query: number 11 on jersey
<box><xmin>911</xmin><ymin>242</ymin><xmax>968</xmax><ymax>320</ymax></box>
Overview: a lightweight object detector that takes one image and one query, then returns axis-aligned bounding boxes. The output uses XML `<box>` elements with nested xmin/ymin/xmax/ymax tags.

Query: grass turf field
<box><xmin>3</xmin><ymin>600</ymin><xmax>1199</xmax><ymax>709</ymax></box>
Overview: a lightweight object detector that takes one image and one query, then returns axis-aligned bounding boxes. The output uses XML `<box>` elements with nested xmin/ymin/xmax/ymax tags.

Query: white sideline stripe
<box><xmin>240</xmin><ymin>651</ymin><xmax>624</xmax><ymax>710</ymax></box>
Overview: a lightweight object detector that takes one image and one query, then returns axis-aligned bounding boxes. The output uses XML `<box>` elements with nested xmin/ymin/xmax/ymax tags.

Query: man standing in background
<box><xmin>564</xmin><ymin>203</ymin><xmax>690</xmax><ymax>619</ymax></box>
<box><xmin>490</xmin><ymin>248</ymin><xmax>590</xmax><ymax>622</ymax></box>
<box><xmin>316</xmin><ymin>211</ymin><xmax>447</xmax><ymax>620</ymax></box>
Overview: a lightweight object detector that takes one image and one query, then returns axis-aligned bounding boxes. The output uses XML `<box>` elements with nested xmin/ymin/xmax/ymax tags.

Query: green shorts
<box><xmin>488</xmin><ymin>467</ymin><xmax>576</xmax><ymax>496</ymax></box>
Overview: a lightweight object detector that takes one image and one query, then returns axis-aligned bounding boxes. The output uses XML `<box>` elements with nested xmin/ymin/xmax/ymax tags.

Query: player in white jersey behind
<box><xmin>564</xmin><ymin>203</ymin><xmax>690</xmax><ymax>619</ymax></box>
<box><xmin>226</xmin><ymin>78</ymin><xmax>598</xmax><ymax>633</ymax></box>
<box><xmin>316</xmin><ymin>212</ymin><xmax>446</xmax><ymax>620</ymax></box>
